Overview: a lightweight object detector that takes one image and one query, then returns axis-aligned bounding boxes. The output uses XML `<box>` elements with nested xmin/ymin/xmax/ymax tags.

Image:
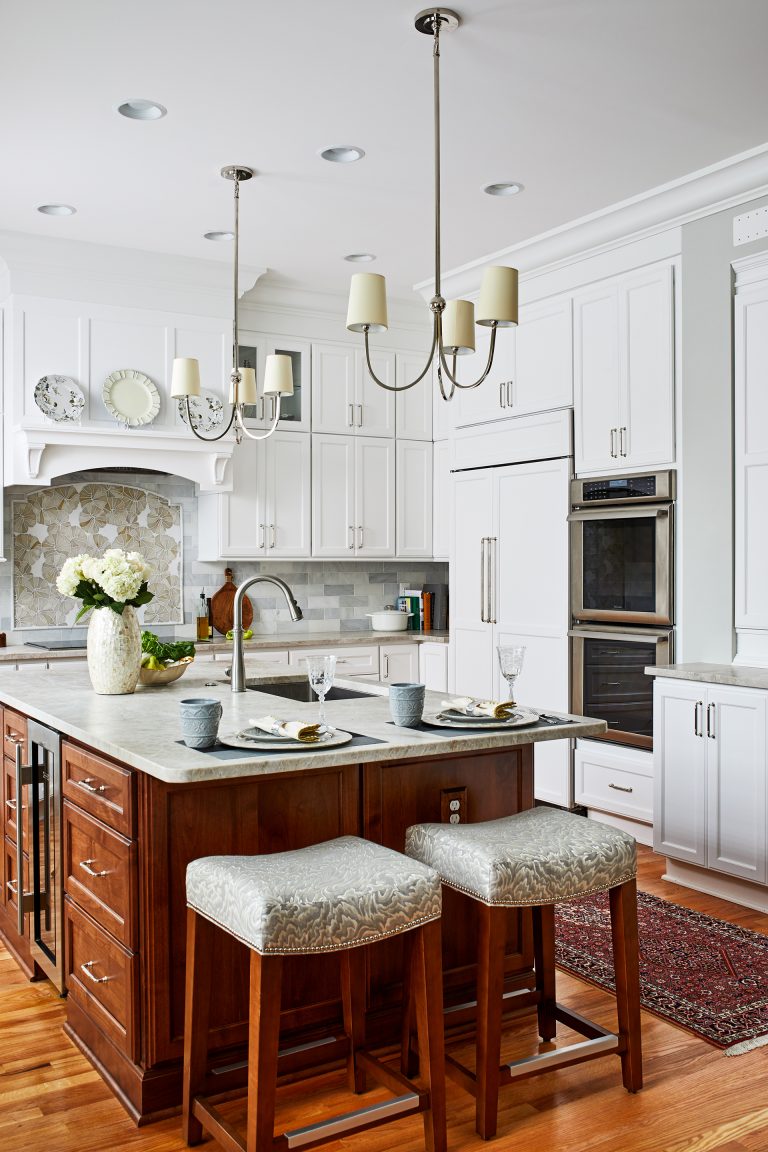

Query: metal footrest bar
<box><xmin>501</xmin><ymin>1033</ymin><xmax>620</xmax><ymax>1083</ymax></box>
<box><xmin>283</xmin><ymin>1092</ymin><xmax>421</xmax><ymax>1150</ymax></box>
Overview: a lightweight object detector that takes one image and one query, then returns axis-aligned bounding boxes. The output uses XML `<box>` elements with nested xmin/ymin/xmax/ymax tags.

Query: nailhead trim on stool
<box><xmin>182</xmin><ymin>835</ymin><xmax>448</xmax><ymax>1152</ymax></box>
<box><xmin>405</xmin><ymin>807</ymin><xmax>643</xmax><ymax>1141</ymax></box>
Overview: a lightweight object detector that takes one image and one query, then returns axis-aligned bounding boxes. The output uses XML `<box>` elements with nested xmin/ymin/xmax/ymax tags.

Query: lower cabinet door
<box><xmin>706</xmin><ymin>686</ymin><xmax>767</xmax><ymax>884</ymax></box>
<box><xmin>65</xmin><ymin>897</ymin><xmax>138</xmax><ymax>1060</ymax></box>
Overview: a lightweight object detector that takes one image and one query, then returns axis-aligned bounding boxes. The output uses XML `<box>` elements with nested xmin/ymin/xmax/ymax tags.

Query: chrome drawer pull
<box><xmin>4</xmin><ymin>732</ymin><xmax>23</xmax><ymax>746</ymax></box>
<box><xmin>608</xmin><ymin>782</ymin><xmax>633</xmax><ymax>793</ymax></box>
<box><xmin>79</xmin><ymin>859</ymin><xmax>109</xmax><ymax>878</ymax></box>
<box><xmin>6</xmin><ymin>878</ymin><xmax>18</xmax><ymax>895</ymax></box>
<box><xmin>5</xmin><ymin>798</ymin><xmax>17</xmax><ymax>811</ymax></box>
<box><xmin>77</xmin><ymin>777</ymin><xmax>107</xmax><ymax>795</ymax></box>
<box><xmin>80</xmin><ymin>960</ymin><xmax>113</xmax><ymax>984</ymax></box>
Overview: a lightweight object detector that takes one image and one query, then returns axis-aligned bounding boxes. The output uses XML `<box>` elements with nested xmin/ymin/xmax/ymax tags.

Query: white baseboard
<box><xmin>662</xmin><ymin>858</ymin><xmax>768</xmax><ymax>913</ymax></box>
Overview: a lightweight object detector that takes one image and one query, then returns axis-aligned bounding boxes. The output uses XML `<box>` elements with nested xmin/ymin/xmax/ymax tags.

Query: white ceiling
<box><xmin>3</xmin><ymin>0</ymin><xmax>768</xmax><ymax>299</ymax></box>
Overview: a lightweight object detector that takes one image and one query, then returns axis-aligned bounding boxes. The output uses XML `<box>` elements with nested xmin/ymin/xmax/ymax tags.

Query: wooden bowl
<box><xmin>139</xmin><ymin>656</ymin><xmax>194</xmax><ymax>686</ymax></box>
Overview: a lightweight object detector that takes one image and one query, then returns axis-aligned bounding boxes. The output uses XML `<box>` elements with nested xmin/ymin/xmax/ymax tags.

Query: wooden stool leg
<box><xmin>245</xmin><ymin>951</ymin><xmax>283</xmax><ymax>1152</ymax></box>
<box><xmin>182</xmin><ymin>908</ymin><xmax>216</xmax><ymax>1147</ymax></box>
<box><xmin>609</xmin><ymin>878</ymin><xmax>643</xmax><ymax>1093</ymax></box>
<box><xmin>411</xmin><ymin>919</ymin><xmax>447</xmax><ymax>1152</ymax></box>
<box><xmin>400</xmin><ymin>929</ymin><xmax>418</xmax><ymax>1078</ymax></box>
<box><xmin>533</xmin><ymin>904</ymin><xmax>557</xmax><ymax>1041</ymax></box>
<box><xmin>476</xmin><ymin>903</ymin><xmax>506</xmax><ymax>1141</ymax></box>
<box><xmin>340</xmin><ymin>945</ymin><xmax>368</xmax><ymax>1093</ymax></box>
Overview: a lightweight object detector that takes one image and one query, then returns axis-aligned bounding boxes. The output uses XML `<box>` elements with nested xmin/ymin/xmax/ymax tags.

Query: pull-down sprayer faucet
<box><xmin>230</xmin><ymin>575</ymin><xmax>303</xmax><ymax>692</ymax></box>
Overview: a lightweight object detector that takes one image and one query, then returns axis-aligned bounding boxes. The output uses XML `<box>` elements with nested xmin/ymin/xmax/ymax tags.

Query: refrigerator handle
<box><xmin>490</xmin><ymin>537</ymin><xmax>498</xmax><ymax>624</ymax></box>
<box><xmin>480</xmin><ymin>538</ymin><xmax>487</xmax><ymax>623</ymax></box>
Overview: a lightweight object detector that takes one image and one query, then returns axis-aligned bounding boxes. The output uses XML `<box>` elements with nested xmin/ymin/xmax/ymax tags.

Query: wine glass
<box><xmin>305</xmin><ymin>654</ymin><xmax>337</xmax><ymax>729</ymax></box>
<box><xmin>497</xmin><ymin>645</ymin><xmax>526</xmax><ymax>703</ymax></box>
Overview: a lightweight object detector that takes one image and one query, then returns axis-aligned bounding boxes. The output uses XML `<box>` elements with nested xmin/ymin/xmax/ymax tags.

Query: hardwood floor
<box><xmin>2</xmin><ymin>846</ymin><xmax>768</xmax><ymax>1152</ymax></box>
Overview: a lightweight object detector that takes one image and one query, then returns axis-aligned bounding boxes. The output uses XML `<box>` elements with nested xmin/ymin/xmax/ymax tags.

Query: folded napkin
<box><xmin>249</xmin><ymin>715</ymin><xmax>323</xmax><ymax>742</ymax></box>
<box><xmin>441</xmin><ymin>696</ymin><xmax>517</xmax><ymax>719</ymax></box>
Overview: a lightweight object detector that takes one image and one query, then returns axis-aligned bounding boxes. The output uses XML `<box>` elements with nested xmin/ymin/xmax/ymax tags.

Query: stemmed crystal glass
<box><xmin>305</xmin><ymin>654</ymin><xmax>337</xmax><ymax>729</ymax></box>
<box><xmin>496</xmin><ymin>645</ymin><xmax>526</xmax><ymax>703</ymax></box>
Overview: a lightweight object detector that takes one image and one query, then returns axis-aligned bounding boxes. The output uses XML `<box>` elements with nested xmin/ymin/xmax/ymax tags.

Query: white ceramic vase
<box><xmin>86</xmin><ymin>604</ymin><xmax>141</xmax><ymax>694</ymax></box>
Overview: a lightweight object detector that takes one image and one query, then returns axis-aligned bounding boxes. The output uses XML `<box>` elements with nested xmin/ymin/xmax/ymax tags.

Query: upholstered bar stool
<box><xmin>182</xmin><ymin>835</ymin><xmax>447</xmax><ymax>1152</ymax></box>
<box><xmin>405</xmin><ymin>806</ymin><xmax>642</xmax><ymax>1140</ymax></box>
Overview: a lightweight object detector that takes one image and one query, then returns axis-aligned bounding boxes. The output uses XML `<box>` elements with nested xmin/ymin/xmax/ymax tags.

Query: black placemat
<box><xmin>387</xmin><ymin>714</ymin><xmax>573</xmax><ymax>737</ymax></box>
<box><xmin>177</xmin><ymin>731</ymin><xmax>387</xmax><ymax>761</ymax></box>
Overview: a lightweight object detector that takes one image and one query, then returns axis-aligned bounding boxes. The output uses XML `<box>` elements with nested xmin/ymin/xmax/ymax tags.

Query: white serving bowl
<box><xmin>367</xmin><ymin>610</ymin><xmax>412</xmax><ymax>632</ymax></box>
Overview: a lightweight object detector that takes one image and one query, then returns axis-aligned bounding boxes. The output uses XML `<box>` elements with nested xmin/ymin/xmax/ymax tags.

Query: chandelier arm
<box><xmin>438</xmin><ymin>324</ymin><xmax>498</xmax><ymax>390</ymax></box>
<box><xmin>235</xmin><ymin>395</ymin><xmax>283</xmax><ymax>441</ymax></box>
<box><xmin>362</xmin><ymin>327</ymin><xmax>436</xmax><ymax>392</ymax></box>
<box><xmin>181</xmin><ymin>395</ymin><xmax>238</xmax><ymax>442</ymax></box>
<box><xmin>437</xmin><ymin>359</ymin><xmax>456</xmax><ymax>401</ymax></box>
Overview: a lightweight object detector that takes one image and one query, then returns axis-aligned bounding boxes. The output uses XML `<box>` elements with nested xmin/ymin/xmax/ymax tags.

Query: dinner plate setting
<box><xmin>423</xmin><ymin>706</ymin><xmax>540</xmax><ymax>730</ymax></box>
<box><xmin>217</xmin><ymin>727</ymin><xmax>353</xmax><ymax>752</ymax></box>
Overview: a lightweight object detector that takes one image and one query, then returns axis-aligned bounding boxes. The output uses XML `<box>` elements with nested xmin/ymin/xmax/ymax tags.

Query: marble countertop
<box><xmin>646</xmin><ymin>662</ymin><xmax>768</xmax><ymax>690</ymax></box>
<box><xmin>0</xmin><ymin>661</ymin><xmax>605</xmax><ymax>784</ymax></box>
<box><xmin>1</xmin><ymin>629</ymin><xmax>449</xmax><ymax>664</ymax></box>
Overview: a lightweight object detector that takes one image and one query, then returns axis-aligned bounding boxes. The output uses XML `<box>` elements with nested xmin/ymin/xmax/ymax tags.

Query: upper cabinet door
<box><xmin>395</xmin><ymin>351</ymin><xmax>433</xmax><ymax>440</ymax></box>
<box><xmin>453</xmin><ymin>325</ymin><xmax>516</xmax><ymax>428</ymax></box>
<box><xmin>356</xmin><ymin>349</ymin><xmax>396</xmax><ymax>437</ymax></box>
<box><xmin>356</xmin><ymin>436</ymin><xmax>395</xmax><ymax>556</ymax></box>
<box><xmin>573</xmin><ymin>283</ymin><xmax>621</xmax><ymax>473</ymax></box>
<box><xmin>311</xmin><ymin>433</ymin><xmax>356</xmax><ymax>556</ymax></box>
<box><xmin>263</xmin><ymin>431</ymin><xmax>311</xmax><ymax>557</ymax></box>
<box><xmin>396</xmin><ymin>439</ymin><xmax>433</xmax><ymax>559</ymax></box>
<box><xmin>265</xmin><ymin>336</ymin><xmax>311</xmax><ymax>432</ymax></box>
<box><xmin>513</xmin><ymin>296</ymin><xmax>573</xmax><ymax>416</ymax></box>
<box><xmin>311</xmin><ymin>343</ymin><xmax>357</xmax><ymax>433</ymax></box>
<box><xmin>620</xmin><ymin>264</ymin><xmax>675</xmax><ymax>469</ymax></box>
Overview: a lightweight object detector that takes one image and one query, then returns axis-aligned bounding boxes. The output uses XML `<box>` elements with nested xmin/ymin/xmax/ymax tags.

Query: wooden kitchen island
<box><xmin>0</xmin><ymin>662</ymin><xmax>605</xmax><ymax>1124</ymax></box>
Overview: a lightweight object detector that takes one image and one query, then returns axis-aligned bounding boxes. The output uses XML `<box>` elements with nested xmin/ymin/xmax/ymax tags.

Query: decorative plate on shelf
<box><xmin>177</xmin><ymin>391</ymin><xmax>224</xmax><ymax>433</ymax></box>
<box><xmin>217</xmin><ymin>728</ymin><xmax>353</xmax><ymax>752</ymax></box>
<box><xmin>103</xmin><ymin>368</ymin><xmax>160</xmax><ymax>427</ymax></box>
<box><xmin>33</xmin><ymin>375</ymin><xmax>85</xmax><ymax>422</ymax></box>
<box><xmin>424</xmin><ymin>707</ymin><xmax>540</xmax><ymax>730</ymax></box>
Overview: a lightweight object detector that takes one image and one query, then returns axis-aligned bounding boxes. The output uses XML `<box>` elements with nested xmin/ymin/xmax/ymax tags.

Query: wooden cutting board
<box><xmin>210</xmin><ymin>568</ymin><xmax>254</xmax><ymax>635</ymax></box>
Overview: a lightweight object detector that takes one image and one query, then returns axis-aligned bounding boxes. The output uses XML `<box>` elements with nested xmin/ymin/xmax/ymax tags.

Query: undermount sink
<box><xmin>242</xmin><ymin>679</ymin><xmax>376</xmax><ymax>702</ymax></box>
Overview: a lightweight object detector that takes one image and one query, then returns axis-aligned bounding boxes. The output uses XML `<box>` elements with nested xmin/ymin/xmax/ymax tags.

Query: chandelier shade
<box><xmin>442</xmin><ymin>299</ymin><xmax>476</xmax><ymax>354</ymax></box>
<box><xmin>264</xmin><ymin>354</ymin><xmax>295</xmax><ymax>395</ymax></box>
<box><xmin>476</xmin><ymin>266</ymin><xmax>519</xmax><ymax>327</ymax></box>
<box><xmin>346</xmin><ymin>272</ymin><xmax>388</xmax><ymax>333</ymax></box>
<box><xmin>171</xmin><ymin>357</ymin><xmax>201</xmax><ymax>398</ymax></box>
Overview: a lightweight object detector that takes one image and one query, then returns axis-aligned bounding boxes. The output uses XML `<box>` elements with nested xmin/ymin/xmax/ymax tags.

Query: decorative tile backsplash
<box><xmin>12</xmin><ymin>483</ymin><xmax>183</xmax><ymax>628</ymax></box>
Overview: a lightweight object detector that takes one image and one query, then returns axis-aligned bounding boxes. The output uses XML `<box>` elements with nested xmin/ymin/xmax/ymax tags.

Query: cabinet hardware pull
<box><xmin>348</xmin><ymin>403</ymin><xmax>354</xmax><ymax>427</ymax></box>
<box><xmin>269</xmin><ymin>524</ymin><xmax>276</xmax><ymax>549</ymax></box>
<box><xmin>258</xmin><ymin>397</ymin><xmax>265</xmax><ymax>421</ymax></box>
<box><xmin>506</xmin><ymin>380</ymin><xmax>513</xmax><ymax>408</ymax></box>
<box><xmin>357</xmin><ymin>403</ymin><xmax>363</xmax><ymax>427</ymax></box>
<box><xmin>694</xmin><ymin>700</ymin><xmax>703</xmax><ymax>737</ymax></box>
<box><xmin>384</xmin><ymin>654</ymin><xmax>389</xmax><ymax>678</ymax></box>
<box><xmin>271</xmin><ymin>396</ymin><xmax>278</xmax><ymax>423</ymax></box>
<box><xmin>7</xmin><ymin>878</ymin><xmax>18</xmax><ymax>895</ymax></box>
<box><xmin>499</xmin><ymin>382</ymin><xmax>506</xmax><ymax>409</ymax></box>
<box><xmin>5</xmin><ymin>798</ymin><xmax>17</xmax><ymax>811</ymax></box>
<box><xmin>14</xmin><ymin>743</ymin><xmax>26</xmax><ymax>936</ymax></box>
<box><xmin>79</xmin><ymin>859</ymin><xmax>109</xmax><ymax>878</ymax></box>
<box><xmin>707</xmin><ymin>702</ymin><xmax>716</xmax><ymax>739</ymax></box>
<box><xmin>358</xmin><ymin>525</ymin><xmax>364</xmax><ymax>548</ymax></box>
<box><xmin>489</xmin><ymin>536</ymin><xmax>497</xmax><ymax>624</ymax></box>
<box><xmin>4</xmin><ymin>732</ymin><xmax>23</xmax><ymax>746</ymax></box>
<box><xmin>348</xmin><ymin>525</ymin><xmax>355</xmax><ymax>550</ymax></box>
<box><xmin>619</xmin><ymin>426</ymin><xmax>627</xmax><ymax>456</ymax></box>
<box><xmin>77</xmin><ymin>777</ymin><xmax>107</xmax><ymax>795</ymax></box>
<box><xmin>259</xmin><ymin>523</ymin><xmax>266</xmax><ymax>549</ymax></box>
<box><xmin>480</xmin><ymin>538</ymin><xmax>487</xmax><ymax>622</ymax></box>
<box><xmin>609</xmin><ymin>428</ymin><xmax>617</xmax><ymax>458</ymax></box>
<box><xmin>80</xmin><ymin>960</ymin><xmax>113</xmax><ymax>985</ymax></box>
<box><xmin>608</xmin><ymin>782</ymin><xmax>633</xmax><ymax>793</ymax></box>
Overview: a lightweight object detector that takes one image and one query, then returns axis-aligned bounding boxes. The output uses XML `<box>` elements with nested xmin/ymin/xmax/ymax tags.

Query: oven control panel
<box><xmin>571</xmin><ymin>469</ymin><xmax>675</xmax><ymax>507</ymax></box>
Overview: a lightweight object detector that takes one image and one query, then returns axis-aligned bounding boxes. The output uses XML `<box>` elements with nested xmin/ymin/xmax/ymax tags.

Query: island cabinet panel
<box><xmin>65</xmin><ymin>897</ymin><xmax>139</xmax><ymax>1060</ymax></box>
<box><xmin>62</xmin><ymin>742</ymin><xmax>135</xmax><ymax>837</ymax></box>
<box><xmin>63</xmin><ymin>800</ymin><xmax>138</xmax><ymax>949</ymax></box>
<box><xmin>138</xmin><ymin>764</ymin><xmax>360</xmax><ymax>1071</ymax></box>
<box><xmin>361</xmin><ymin>746</ymin><xmax>535</xmax><ymax>1041</ymax></box>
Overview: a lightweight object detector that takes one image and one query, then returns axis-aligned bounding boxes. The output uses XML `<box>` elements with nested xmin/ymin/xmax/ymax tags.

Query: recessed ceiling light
<box><xmin>37</xmin><ymin>203</ymin><xmax>76</xmax><ymax>216</ymax></box>
<box><xmin>117</xmin><ymin>99</ymin><xmax>167</xmax><ymax>121</ymax></box>
<box><xmin>344</xmin><ymin>253</ymin><xmax>376</xmax><ymax>263</ymax></box>
<box><xmin>204</xmin><ymin>231</ymin><xmax>235</xmax><ymax>241</ymax></box>
<box><xmin>483</xmin><ymin>182</ymin><xmax>524</xmax><ymax>197</ymax></box>
<box><xmin>321</xmin><ymin>145</ymin><xmax>365</xmax><ymax>164</ymax></box>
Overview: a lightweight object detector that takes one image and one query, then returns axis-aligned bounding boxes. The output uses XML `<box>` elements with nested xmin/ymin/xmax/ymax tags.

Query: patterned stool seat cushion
<box><xmin>186</xmin><ymin>835</ymin><xmax>441</xmax><ymax>955</ymax></box>
<box><xmin>405</xmin><ymin>808</ymin><xmax>636</xmax><ymax>907</ymax></box>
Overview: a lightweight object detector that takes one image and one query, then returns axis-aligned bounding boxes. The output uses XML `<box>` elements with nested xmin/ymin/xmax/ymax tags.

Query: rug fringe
<box><xmin>724</xmin><ymin>1033</ymin><xmax>768</xmax><ymax>1056</ymax></box>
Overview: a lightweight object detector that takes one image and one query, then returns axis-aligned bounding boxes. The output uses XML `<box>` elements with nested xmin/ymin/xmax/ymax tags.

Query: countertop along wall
<box><xmin>1</xmin><ymin>468</ymin><xmax>448</xmax><ymax>646</ymax></box>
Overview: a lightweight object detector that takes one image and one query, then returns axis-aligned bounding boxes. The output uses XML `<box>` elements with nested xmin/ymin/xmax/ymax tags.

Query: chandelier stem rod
<box><xmin>231</xmin><ymin>175</ymin><xmax>241</xmax><ymax>406</ymax></box>
<box><xmin>433</xmin><ymin>13</ymin><xmax>442</xmax><ymax>301</ymax></box>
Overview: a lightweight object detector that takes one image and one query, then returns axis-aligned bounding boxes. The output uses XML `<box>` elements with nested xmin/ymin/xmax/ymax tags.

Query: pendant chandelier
<box><xmin>346</xmin><ymin>8</ymin><xmax>518</xmax><ymax>402</ymax></box>
<box><xmin>171</xmin><ymin>165</ymin><xmax>293</xmax><ymax>442</ymax></box>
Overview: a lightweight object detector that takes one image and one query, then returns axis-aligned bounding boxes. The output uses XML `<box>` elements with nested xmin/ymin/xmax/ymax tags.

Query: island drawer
<box><xmin>3</xmin><ymin>757</ymin><xmax>30</xmax><ymax>846</ymax></box>
<box><xmin>65</xmin><ymin>897</ymin><xmax>138</xmax><ymax>1060</ymax></box>
<box><xmin>63</xmin><ymin>801</ymin><xmax>137</xmax><ymax>949</ymax></box>
<box><xmin>62</xmin><ymin>742</ymin><xmax>135</xmax><ymax>837</ymax></box>
<box><xmin>2</xmin><ymin>708</ymin><xmax>28</xmax><ymax>762</ymax></box>
<box><xmin>3</xmin><ymin>835</ymin><xmax>29</xmax><ymax>921</ymax></box>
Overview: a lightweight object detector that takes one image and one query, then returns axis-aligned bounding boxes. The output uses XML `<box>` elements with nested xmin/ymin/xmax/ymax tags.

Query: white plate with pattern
<box><xmin>34</xmin><ymin>375</ymin><xmax>85</xmax><ymax>422</ymax></box>
<box><xmin>103</xmin><ymin>368</ymin><xmax>161</xmax><ymax>427</ymax></box>
<box><xmin>177</xmin><ymin>391</ymin><xmax>224</xmax><ymax>433</ymax></box>
<box><xmin>217</xmin><ymin>727</ymin><xmax>353</xmax><ymax>752</ymax></box>
<box><xmin>424</xmin><ymin>707</ymin><xmax>540</xmax><ymax>730</ymax></box>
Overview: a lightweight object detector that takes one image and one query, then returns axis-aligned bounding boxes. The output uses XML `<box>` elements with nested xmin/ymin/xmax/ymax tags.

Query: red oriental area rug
<box><xmin>555</xmin><ymin>890</ymin><xmax>768</xmax><ymax>1054</ymax></box>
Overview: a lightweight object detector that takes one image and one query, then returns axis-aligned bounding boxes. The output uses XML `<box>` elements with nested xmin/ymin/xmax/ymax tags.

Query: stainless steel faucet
<box><xmin>230</xmin><ymin>575</ymin><xmax>303</xmax><ymax>692</ymax></box>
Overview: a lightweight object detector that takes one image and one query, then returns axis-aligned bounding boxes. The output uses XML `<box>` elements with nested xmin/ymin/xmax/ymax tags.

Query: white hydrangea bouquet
<box><xmin>56</xmin><ymin>549</ymin><xmax>153</xmax><ymax>622</ymax></box>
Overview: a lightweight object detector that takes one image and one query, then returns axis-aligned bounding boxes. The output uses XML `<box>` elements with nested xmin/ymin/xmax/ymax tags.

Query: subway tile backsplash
<box><xmin>4</xmin><ymin>469</ymin><xmax>447</xmax><ymax>643</ymax></box>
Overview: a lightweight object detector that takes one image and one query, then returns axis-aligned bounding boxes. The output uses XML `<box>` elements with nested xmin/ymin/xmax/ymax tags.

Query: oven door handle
<box><xmin>568</xmin><ymin>506</ymin><xmax>670</xmax><ymax>522</ymax></box>
<box><xmin>568</xmin><ymin>628</ymin><xmax>671</xmax><ymax>643</ymax></box>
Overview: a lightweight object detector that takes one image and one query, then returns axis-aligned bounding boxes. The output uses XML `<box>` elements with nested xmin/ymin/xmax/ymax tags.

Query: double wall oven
<box><xmin>569</xmin><ymin>471</ymin><xmax>675</xmax><ymax>750</ymax></box>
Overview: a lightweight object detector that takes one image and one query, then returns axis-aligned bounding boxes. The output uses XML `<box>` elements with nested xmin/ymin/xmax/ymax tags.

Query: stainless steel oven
<box><xmin>569</xmin><ymin>470</ymin><xmax>675</xmax><ymax>627</ymax></box>
<box><xmin>14</xmin><ymin>719</ymin><xmax>64</xmax><ymax>992</ymax></box>
<box><xmin>570</xmin><ymin>625</ymin><xmax>673</xmax><ymax>750</ymax></box>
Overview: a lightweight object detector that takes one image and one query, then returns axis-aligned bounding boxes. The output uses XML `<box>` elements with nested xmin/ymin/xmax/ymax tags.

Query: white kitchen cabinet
<box><xmin>450</xmin><ymin>456</ymin><xmax>571</xmax><ymax>805</ymax></box>
<box><xmin>310</xmin><ymin>342</ymin><xmax>395</xmax><ymax>437</ymax></box>
<box><xmin>419</xmin><ymin>642</ymin><xmax>448</xmax><ymax>692</ymax></box>
<box><xmin>380</xmin><ymin>643</ymin><xmax>419</xmax><ymax>684</ymax></box>
<box><xmin>734</xmin><ymin>258</ymin><xmax>768</xmax><ymax>662</ymax></box>
<box><xmin>574</xmin><ymin>262</ymin><xmax>675</xmax><ymax>474</ymax></box>
<box><xmin>395</xmin><ymin>352</ymin><xmax>433</xmax><ymax>441</ymax></box>
<box><xmin>396</xmin><ymin>440</ymin><xmax>433</xmax><ymax>559</ymax></box>
<box><xmin>432</xmin><ymin>439</ymin><xmax>452</xmax><ymax>561</ymax></box>
<box><xmin>235</xmin><ymin>333</ymin><xmax>311</xmax><ymax>432</ymax></box>
<box><xmin>574</xmin><ymin>741</ymin><xmax>654</xmax><ymax>846</ymax></box>
<box><xmin>654</xmin><ymin>678</ymin><xmax>768</xmax><ymax>885</ymax></box>
<box><xmin>197</xmin><ymin>431</ymin><xmax>311</xmax><ymax>560</ymax></box>
<box><xmin>288</xmin><ymin>645</ymin><xmax>379</xmax><ymax>678</ymax></box>
<box><xmin>513</xmin><ymin>295</ymin><xmax>573</xmax><ymax>416</ymax></box>
<box><xmin>453</xmin><ymin>325</ymin><xmax>517</xmax><ymax>428</ymax></box>
<box><xmin>311</xmin><ymin>434</ymin><xmax>395</xmax><ymax>558</ymax></box>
